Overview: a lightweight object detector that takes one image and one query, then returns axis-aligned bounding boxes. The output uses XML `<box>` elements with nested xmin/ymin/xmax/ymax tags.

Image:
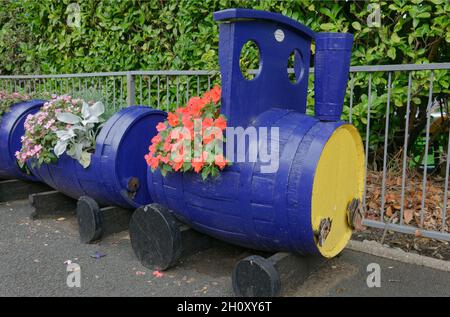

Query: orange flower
<box><xmin>144</xmin><ymin>154</ymin><xmax>152</xmax><ymax>166</ymax></box>
<box><xmin>172</xmin><ymin>145</ymin><xmax>185</xmax><ymax>162</ymax></box>
<box><xmin>157</xmin><ymin>154</ymin><xmax>169</xmax><ymax>165</ymax></box>
<box><xmin>210</xmin><ymin>86</ymin><xmax>221</xmax><ymax>104</ymax></box>
<box><xmin>172</xmin><ymin>160</ymin><xmax>183</xmax><ymax>172</ymax></box>
<box><xmin>187</xmin><ymin>96</ymin><xmax>205</xmax><ymax>109</ymax></box>
<box><xmin>214</xmin><ymin>116</ymin><xmax>227</xmax><ymax>131</ymax></box>
<box><xmin>202</xmin><ymin>86</ymin><xmax>220</xmax><ymax>104</ymax></box>
<box><xmin>203</xmin><ymin>127</ymin><xmax>223</xmax><ymax>144</ymax></box>
<box><xmin>191</xmin><ymin>160</ymin><xmax>204</xmax><ymax>173</ymax></box>
<box><xmin>156</xmin><ymin>122</ymin><xmax>167</xmax><ymax>132</ymax></box>
<box><xmin>160</xmin><ymin>154</ymin><xmax>169</xmax><ymax>164</ymax></box>
<box><xmin>167</xmin><ymin>112</ymin><xmax>179</xmax><ymax>127</ymax></box>
<box><xmin>214</xmin><ymin>154</ymin><xmax>227</xmax><ymax>170</ymax></box>
<box><xmin>202</xmin><ymin>117</ymin><xmax>214</xmax><ymax>129</ymax></box>
<box><xmin>176</xmin><ymin>107</ymin><xmax>189</xmax><ymax>115</ymax></box>
<box><xmin>149</xmin><ymin>156</ymin><xmax>159</xmax><ymax>169</ymax></box>
<box><xmin>170</xmin><ymin>127</ymin><xmax>191</xmax><ymax>142</ymax></box>
<box><xmin>203</xmin><ymin>133</ymin><xmax>214</xmax><ymax>145</ymax></box>
<box><xmin>163</xmin><ymin>140</ymin><xmax>172</xmax><ymax>152</ymax></box>
<box><xmin>151</xmin><ymin>134</ymin><xmax>161</xmax><ymax>144</ymax></box>
<box><xmin>182</xmin><ymin>114</ymin><xmax>194</xmax><ymax>131</ymax></box>
<box><xmin>201</xmin><ymin>151</ymin><xmax>210</xmax><ymax>163</ymax></box>
<box><xmin>190</xmin><ymin>103</ymin><xmax>204</xmax><ymax>117</ymax></box>
<box><xmin>202</xmin><ymin>92</ymin><xmax>211</xmax><ymax>103</ymax></box>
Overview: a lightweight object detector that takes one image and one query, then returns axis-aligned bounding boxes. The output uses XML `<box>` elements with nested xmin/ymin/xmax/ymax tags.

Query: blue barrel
<box><xmin>0</xmin><ymin>100</ymin><xmax>46</xmax><ymax>181</ymax></box>
<box><xmin>31</xmin><ymin>106</ymin><xmax>166</xmax><ymax>209</ymax></box>
<box><xmin>147</xmin><ymin>9</ymin><xmax>365</xmax><ymax>258</ymax></box>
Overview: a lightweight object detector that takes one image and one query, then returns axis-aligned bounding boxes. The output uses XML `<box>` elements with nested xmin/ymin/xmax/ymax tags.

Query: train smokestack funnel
<box><xmin>314</xmin><ymin>32</ymin><xmax>354</xmax><ymax>121</ymax></box>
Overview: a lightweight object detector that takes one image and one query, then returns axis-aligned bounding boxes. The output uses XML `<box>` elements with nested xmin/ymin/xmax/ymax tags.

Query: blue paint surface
<box><xmin>0</xmin><ymin>100</ymin><xmax>45</xmax><ymax>181</ymax></box>
<box><xmin>314</xmin><ymin>33</ymin><xmax>354</xmax><ymax>120</ymax></box>
<box><xmin>148</xmin><ymin>111</ymin><xmax>344</xmax><ymax>254</ymax></box>
<box><xmin>147</xmin><ymin>9</ymin><xmax>355</xmax><ymax>254</ymax></box>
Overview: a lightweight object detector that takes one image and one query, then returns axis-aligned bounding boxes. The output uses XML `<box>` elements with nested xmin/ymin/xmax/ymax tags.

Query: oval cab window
<box><xmin>239</xmin><ymin>40</ymin><xmax>261</xmax><ymax>81</ymax></box>
<box><xmin>287</xmin><ymin>49</ymin><xmax>305</xmax><ymax>84</ymax></box>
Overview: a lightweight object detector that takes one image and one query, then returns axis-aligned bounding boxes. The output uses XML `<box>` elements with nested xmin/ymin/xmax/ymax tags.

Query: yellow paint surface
<box><xmin>312</xmin><ymin>124</ymin><xmax>365</xmax><ymax>258</ymax></box>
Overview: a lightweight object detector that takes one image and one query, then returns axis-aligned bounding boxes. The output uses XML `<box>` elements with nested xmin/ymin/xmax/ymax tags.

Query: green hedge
<box><xmin>1</xmin><ymin>0</ymin><xmax>448</xmax><ymax>74</ymax></box>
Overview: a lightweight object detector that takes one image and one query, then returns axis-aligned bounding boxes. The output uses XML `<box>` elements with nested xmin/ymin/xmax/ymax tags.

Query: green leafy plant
<box><xmin>54</xmin><ymin>101</ymin><xmax>105</xmax><ymax>168</ymax></box>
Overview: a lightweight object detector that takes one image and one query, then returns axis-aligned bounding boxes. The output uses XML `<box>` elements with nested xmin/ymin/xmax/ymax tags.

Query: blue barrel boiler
<box><xmin>146</xmin><ymin>9</ymin><xmax>365</xmax><ymax>258</ymax></box>
<box><xmin>0</xmin><ymin>100</ymin><xmax>45</xmax><ymax>181</ymax></box>
<box><xmin>31</xmin><ymin>106</ymin><xmax>166</xmax><ymax>209</ymax></box>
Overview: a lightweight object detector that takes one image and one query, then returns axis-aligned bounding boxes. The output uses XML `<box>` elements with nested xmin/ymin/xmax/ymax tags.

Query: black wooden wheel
<box><xmin>77</xmin><ymin>196</ymin><xmax>102</xmax><ymax>244</ymax></box>
<box><xmin>232</xmin><ymin>255</ymin><xmax>281</xmax><ymax>297</ymax></box>
<box><xmin>129</xmin><ymin>204</ymin><xmax>182</xmax><ymax>271</ymax></box>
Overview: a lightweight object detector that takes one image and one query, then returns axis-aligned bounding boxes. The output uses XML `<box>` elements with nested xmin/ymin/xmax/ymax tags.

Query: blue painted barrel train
<box><xmin>145</xmin><ymin>9</ymin><xmax>365</xmax><ymax>259</ymax></box>
<box><xmin>0</xmin><ymin>9</ymin><xmax>364</xmax><ymax>259</ymax></box>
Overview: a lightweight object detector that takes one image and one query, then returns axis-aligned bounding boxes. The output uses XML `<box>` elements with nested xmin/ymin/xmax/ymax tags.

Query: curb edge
<box><xmin>347</xmin><ymin>239</ymin><xmax>450</xmax><ymax>272</ymax></box>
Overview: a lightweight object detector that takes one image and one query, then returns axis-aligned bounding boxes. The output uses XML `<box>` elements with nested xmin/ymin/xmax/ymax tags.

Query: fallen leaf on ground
<box><xmin>404</xmin><ymin>209</ymin><xmax>414</xmax><ymax>224</ymax></box>
<box><xmin>386</xmin><ymin>206</ymin><xmax>393</xmax><ymax>217</ymax></box>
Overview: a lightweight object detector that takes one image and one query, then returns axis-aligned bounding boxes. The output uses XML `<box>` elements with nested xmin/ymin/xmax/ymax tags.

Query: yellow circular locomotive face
<box><xmin>312</xmin><ymin>124</ymin><xmax>365</xmax><ymax>258</ymax></box>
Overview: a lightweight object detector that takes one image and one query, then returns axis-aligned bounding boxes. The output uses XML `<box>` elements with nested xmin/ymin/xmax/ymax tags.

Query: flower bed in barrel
<box><xmin>145</xmin><ymin>86</ymin><xmax>230</xmax><ymax>180</ymax></box>
<box><xmin>17</xmin><ymin>94</ymin><xmax>166</xmax><ymax>209</ymax></box>
<box><xmin>0</xmin><ymin>91</ymin><xmax>48</xmax><ymax>181</ymax></box>
<box><xmin>17</xmin><ymin>95</ymin><xmax>105</xmax><ymax>169</ymax></box>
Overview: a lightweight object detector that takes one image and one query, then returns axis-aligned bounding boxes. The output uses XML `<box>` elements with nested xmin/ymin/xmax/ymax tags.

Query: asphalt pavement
<box><xmin>0</xmin><ymin>199</ymin><xmax>449</xmax><ymax>297</ymax></box>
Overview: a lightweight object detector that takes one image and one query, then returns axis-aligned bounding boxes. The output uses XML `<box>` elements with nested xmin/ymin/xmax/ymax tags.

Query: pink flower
<box><xmin>44</xmin><ymin>119</ymin><xmax>55</xmax><ymax>129</ymax></box>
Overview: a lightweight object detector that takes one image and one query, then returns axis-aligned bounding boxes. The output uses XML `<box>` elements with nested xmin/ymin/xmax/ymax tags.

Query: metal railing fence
<box><xmin>0</xmin><ymin>70</ymin><xmax>220</xmax><ymax>112</ymax></box>
<box><xmin>1</xmin><ymin>63</ymin><xmax>449</xmax><ymax>241</ymax></box>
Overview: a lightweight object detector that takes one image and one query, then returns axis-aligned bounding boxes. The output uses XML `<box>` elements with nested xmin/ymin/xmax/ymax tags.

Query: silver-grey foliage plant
<box><xmin>54</xmin><ymin>101</ymin><xmax>105</xmax><ymax>168</ymax></box>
